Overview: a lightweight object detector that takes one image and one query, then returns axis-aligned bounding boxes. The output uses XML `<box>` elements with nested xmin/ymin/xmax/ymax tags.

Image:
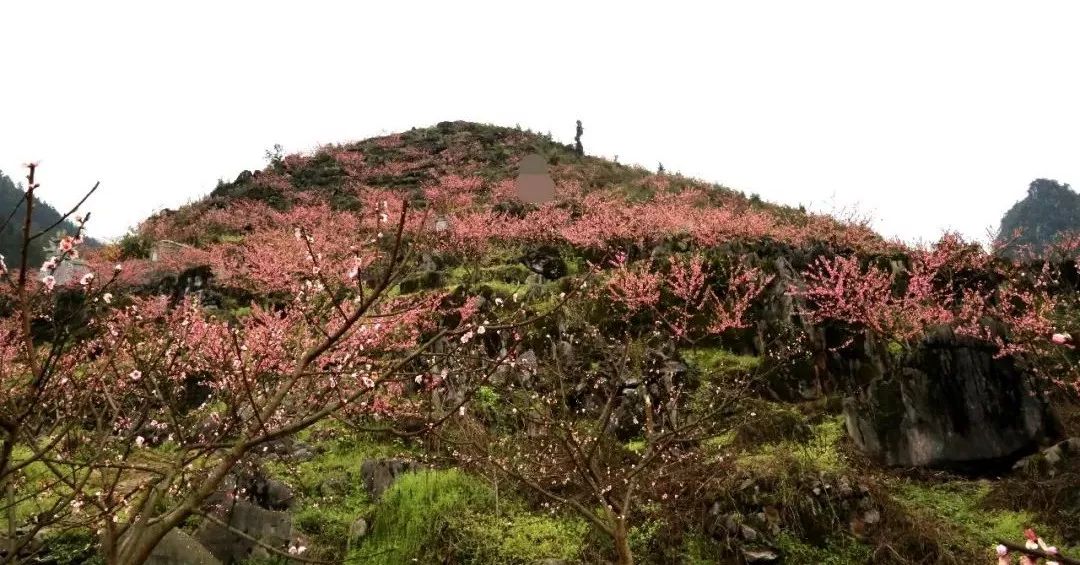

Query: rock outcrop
<box><xmin>361</xmin><ymin>458</ymin><xmax>423</xmax><ymax>499</ymax></box>
<box><xmin>195</xmin><ymin>499</ymin><xmax>295</xmax><ymax>563</ymax></box>
<box><xmin>844</xmin><ymin>327</ymin><xmax>1060</xmax><ymax>468</ymax></box>
<box><xmin>147</xmin><ymin>529</ymin><xmax>221</xmax><ymax>565</ymax></box>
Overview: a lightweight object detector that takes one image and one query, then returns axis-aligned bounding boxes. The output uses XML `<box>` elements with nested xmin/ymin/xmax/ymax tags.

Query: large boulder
<box><xmin>1013</xmin><ymin>437</ymin><xmax>1080</xmax><ymax>477</ymax></box>
<box><xmin>194</xmin><ymin>499</ymin><xmax>294</xmax><ymax>563</ymax></box>
<box><xmin>360</xmin><ymin>458</ymin><xmax>422</xmax><ymax>499</ymax></box>
<box><xmin>146</xmin><ymin>529</ymin><xmax>220</xmax><ymax>565</ymax></box>
<box><xmin>844</xmin><ymin>327</ymin><xmax>1060</xmax><ymax>468</ymax></box>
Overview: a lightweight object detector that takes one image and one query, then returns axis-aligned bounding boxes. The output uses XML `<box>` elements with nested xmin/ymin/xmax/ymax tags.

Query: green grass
<box><xmin>349</xmin><ymin>468</ymin><xmax>586</xmax><ymax>564</ymax></box>
<box><xmin>263</xmin><ymin>423</ymin><xmax>416</xmax><ymax>561</ymax></box>
<box><xmin>350</xmin><ymin>469</ymin><xmax>488</xmax><ymax>563</ymax></box>
<box><xmin>9</xmin><ymin>445</ymin><xmax>66</xmax><ymax>522</ymax></box>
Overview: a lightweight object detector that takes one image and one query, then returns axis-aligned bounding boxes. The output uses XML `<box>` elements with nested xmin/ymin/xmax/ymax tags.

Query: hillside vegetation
<box><xmin>4</xmin><ymin>122</ymin><xmax>1080</xmax><ymax>565</ymax></box>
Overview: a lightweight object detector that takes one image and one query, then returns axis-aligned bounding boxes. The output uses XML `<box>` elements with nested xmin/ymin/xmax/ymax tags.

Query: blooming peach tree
<box><xmin>0</xmin><ymin>164</ymin><xmax>523</xmax><ymax>564</ymax></box>
<box><xmin>449</xmin><ymin>251</ymin><xmax>774</xmax><ymax>565</ymax></box>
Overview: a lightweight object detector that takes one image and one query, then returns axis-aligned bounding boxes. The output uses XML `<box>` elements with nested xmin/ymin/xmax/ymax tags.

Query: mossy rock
<box><xmin>398</xmin><ymin>271</ymin><xmax>445</xmax><ymax>294</ymax></box>
<box><xmin>732</xmin><ymin>400</ymin><xmax>813</xmax><ymax>447</ymax></box>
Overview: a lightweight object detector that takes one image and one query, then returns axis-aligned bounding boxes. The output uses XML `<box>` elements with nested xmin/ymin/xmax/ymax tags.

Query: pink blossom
<box><xmin>59</xmin><ymin>237</ymin><xmax>75</xmax><ymax>253</ymax></box>
<box><xmin>129</xmin><ymin>369</ymin><xmax>142</xmax><ymax>381</ymax></box>
<box><xmin>42</xmin><ymin>275</ymin><xmax>56</xmax><ymax>291</ymax></box>
<box><xmin>80</xmin><ymin>272</ymin><xmax>95</xmax><ymax>286</ymax></box>
<box><xmin>1052</xmin><ymin>333</ymin><xmax>1071</xmax><ymax>345</ymax></box>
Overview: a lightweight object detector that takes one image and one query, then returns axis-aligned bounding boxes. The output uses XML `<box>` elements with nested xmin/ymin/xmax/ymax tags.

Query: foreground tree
<box><xmin>448</xmin><ymin>252</ymin><xmax>775</xmax><ymax>564</ymax></box>
<box><xmin>0</xmin><ymin>164</ymin><xmax>525</xmax><ymax>564</ymax></box>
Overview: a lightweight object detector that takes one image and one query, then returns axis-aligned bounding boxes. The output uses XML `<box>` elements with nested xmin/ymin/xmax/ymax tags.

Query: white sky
<box><xmin>3</xmin><ymin>1</ymin><xmax>1079</xmax><ymax>243</ymax></box>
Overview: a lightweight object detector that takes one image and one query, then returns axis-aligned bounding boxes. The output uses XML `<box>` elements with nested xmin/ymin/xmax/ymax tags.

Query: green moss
<box><xmin>216</xmin><ymin>234</ymin><xmax>245</xmax><ymax>244</ymax></box>
<box><xmin>736</xmin><ymin>416</ymin><xmax>847</xmax><ymax>474</ymax></box>
<box><xmin>774</xmin><ymin>531</ymin><xmax>873</xmax><ymax>564</ymax></box>
<box><xmin>731</xmin><ymin>400</ymin><xmax>812</xmax><ymax>447</ymax></box>
<box><xmin>704</xmin><ymin>430</ymin><xmax>738</xmax><ymax>451</ymax></box>
<box><xmin>479</xmin><ymin>280</ymin><xmax>529</xmax><ymax>298</ymax></box>
<box><xmin>682</xmin><ymin>347</ymin><xmax>761</xmax><ymax>378</ymax></box>
<box><xmin>892</xmin><ymin>480</ymin><xmax>1075</xmax><ymax>554</ymax></box>
<box><xmin>479</xmin><ymin>263</ymin><xmax>532</xmax><ymax>284</ymax></box>
<box><xmin>628</xmin><ymin>517</ymin><xmax>664</xmax><ymax>562</ymax></box>
<box><xmin>10</xmin><ymin>445</ymin><xmax>65</xmax><ymax>522</ymax></box>
<box><xmin>681</xmin><ymin>534</ymin><xmax>726</xmax><ymax>564</ymax></box>
<box><xmin>450</xmin><ymin>510</ymin><xmax>587</xmax><ymax>564</ymax></box>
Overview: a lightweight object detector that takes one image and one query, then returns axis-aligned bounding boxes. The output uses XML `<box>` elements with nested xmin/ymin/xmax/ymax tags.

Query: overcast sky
<box><xmin>3</xmin><ymin>1</ymin><xmax>1079</xmax><ymax>243</ymax></box>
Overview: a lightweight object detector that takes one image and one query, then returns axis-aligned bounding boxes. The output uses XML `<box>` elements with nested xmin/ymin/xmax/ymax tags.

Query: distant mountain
<box><xmin>0</xmin><ymin>169</ymin><xmax>86</xmax><ymax>270</ymax></box>
<box><xmin>996</xmin><ymin>178</ymin><xmax>1080</xmax><ymax>255</ymax></box>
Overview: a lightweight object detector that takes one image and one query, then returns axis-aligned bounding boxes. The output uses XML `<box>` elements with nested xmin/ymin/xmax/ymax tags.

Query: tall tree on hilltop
<box><xmin>574</xmin><ymin>120</ymin><xmax>584</xmax><ymax>157</ymax></box>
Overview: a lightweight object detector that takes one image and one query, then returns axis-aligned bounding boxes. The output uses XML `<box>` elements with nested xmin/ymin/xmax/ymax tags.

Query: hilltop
<box><xmin>130</xmin><ymin>120</ymin><xmax>887</xmax><ymax>258</ymax></box>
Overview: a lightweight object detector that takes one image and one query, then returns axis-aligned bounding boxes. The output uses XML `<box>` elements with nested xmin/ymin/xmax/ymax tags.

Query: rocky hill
<box><xmin>55</xmin><ymin>121</ymin><xmax>1080</xmax><ymax>564</ymax></box>
<box><xmin>997</xmin><ymin>178</ymin><xmax>1080</xmax><ymax>256</ymax></box>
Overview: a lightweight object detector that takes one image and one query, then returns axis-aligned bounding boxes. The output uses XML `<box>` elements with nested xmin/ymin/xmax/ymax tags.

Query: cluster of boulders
<box><xmin>706</xmin><ymin>474</ymin><xmax>882</xmax><ymax>563</ymax></box>
<box><xmin>144</xmin><ymin>455</ymin><xmax>427</xmax><ymax>564</ymax></box>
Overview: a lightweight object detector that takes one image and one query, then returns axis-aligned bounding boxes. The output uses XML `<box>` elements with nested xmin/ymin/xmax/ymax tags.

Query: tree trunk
<box><xmin>613</xmin><ymin>520</ymin><xmax>634</xmax><ymax>565</ymax></box>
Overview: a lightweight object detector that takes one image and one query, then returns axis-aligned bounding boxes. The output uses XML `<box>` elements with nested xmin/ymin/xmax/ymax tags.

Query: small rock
<box><xmin>349</xmin><ymin>517</ymin><xmax>369</xmax><ymax>542</ymax></box>
<box><xmin>361</xmin><ymin>458</ymin><xmax>421</xmax><ymax>499</ymax></box>
<box><xmin>863</xmin><ymin>509</ymin><xmax>881</xmax><ymax>525</ymax></box>
<box><xmin>741</xmin><ymin>547</ymin><xmax>780</xmax><ymax>562</ymax></box>
<box><xmin>723</xmin><ymin>513</ymin><xmax>740</xmax><ymax>534</ymax></box>
<box><xmin>254</xmin><ymin>477</ymin><xmax>294</xmax><ymax>511</ymax></box>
